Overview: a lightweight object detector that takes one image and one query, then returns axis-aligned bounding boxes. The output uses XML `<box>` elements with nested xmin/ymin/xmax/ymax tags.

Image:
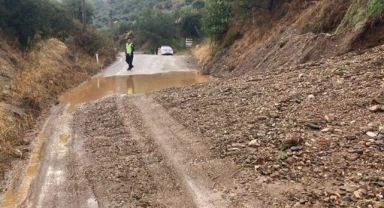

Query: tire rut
<box><xmin>19</xmin><ymin>93</ymin><xmax>256</xmax><ymax>208</ymax></box>
<box><xmin>127</xmin><ymin>95</ymin><xmax>240</xmax><ymax>208</ymax></box>
<box><xmin>76</xmin><ymin>96</ymin><xmax>195</xmax><ymax>207</ymax></box>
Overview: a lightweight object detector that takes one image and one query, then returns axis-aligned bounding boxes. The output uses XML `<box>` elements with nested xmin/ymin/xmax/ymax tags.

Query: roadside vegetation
<box><xmin>91</xmin><ymin>0</ymin><xmax>383</xmax><ymax>63</ymax></box>
<box><xmin>0</xmin><ymin>0</ymin><xmax>115</xmax><ymax>183</ymax></box>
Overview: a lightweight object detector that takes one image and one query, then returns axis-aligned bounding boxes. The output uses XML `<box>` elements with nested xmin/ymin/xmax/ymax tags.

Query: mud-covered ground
<box><xmin>73</xmin><ymin>97</ymin><xmax>195</xmax><ymax>208</ymax></box>
<box><xmin>154</xmin><ymin>44</ymin><xmax>384</xmax><ymax>207</ymax></box>
<box><xmin>28</xmin><ymin>94</ymin><xmax>259</xmax><ymax>208</ymax></box>
<box><xmin>2</xmin><ymin>43</ymin><xmax>384</xmax><ymax>208</ymax></box>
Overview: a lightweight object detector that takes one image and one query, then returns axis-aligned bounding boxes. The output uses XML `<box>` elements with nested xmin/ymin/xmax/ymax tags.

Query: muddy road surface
<box><xmin>0</xmin><ymin>54</ymin><xmax>254</xmax><ymax>208</ymax></box>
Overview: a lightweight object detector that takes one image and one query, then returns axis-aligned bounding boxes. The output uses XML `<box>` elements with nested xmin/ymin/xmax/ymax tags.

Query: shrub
<box><xmin>68</xmin><ymin>21</ymin><xmax>114</xmax><ymax>56</ymax></box>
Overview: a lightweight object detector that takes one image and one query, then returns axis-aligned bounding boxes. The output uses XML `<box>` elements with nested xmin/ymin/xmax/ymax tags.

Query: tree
<box><xmin>62</xmin><ymin>0</ymin><xmax>94</xmax><ymax>25</ymax></box>
<box><xmin>136</xmin><ymin>10</ymin><xmax>176</xmax><ymax>49</ymax></box>
<box><xmin>202</xmin><ymin>0</ymin><xmax>232</xmax><ymax>40</ymax></box>
<box><xmin>0</xmin><ymin>0</ymin><xmax>73</xmax><ymax>46</ymax></box>
<box><xmin>181</xmin><ymin>12</ymin><xmax>202</xmax><ymax>37</ymax></box>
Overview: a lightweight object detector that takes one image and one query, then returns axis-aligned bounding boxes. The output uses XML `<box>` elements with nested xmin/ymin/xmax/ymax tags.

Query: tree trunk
<box><xmin>81</xmin><ymin>0</ymin><xmax>87</xmax><ymax>31</ymax></box>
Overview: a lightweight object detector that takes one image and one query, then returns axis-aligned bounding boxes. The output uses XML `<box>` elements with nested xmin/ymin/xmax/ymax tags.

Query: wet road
<box><xmin>102</xmin><ymin>53</ymin><xmax>196</xmax><ymax>76</ymax></box>
<box><xmin>0</xmin><ymin>54</ymin><xmax>240</xmax><ymax>208</ymax></box>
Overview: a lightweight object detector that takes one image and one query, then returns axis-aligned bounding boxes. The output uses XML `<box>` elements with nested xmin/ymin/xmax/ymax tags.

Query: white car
<box><xmin>159</xmin><ymin>46</ymin><xmax>173</xmax><ymax>55</ymax></box>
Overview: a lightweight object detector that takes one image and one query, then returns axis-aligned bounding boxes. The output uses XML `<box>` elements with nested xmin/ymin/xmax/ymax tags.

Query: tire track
<box><xmin>127</xmin><ymin>95</ymin><xmax>240</xmax><ymax>208</ymax></box>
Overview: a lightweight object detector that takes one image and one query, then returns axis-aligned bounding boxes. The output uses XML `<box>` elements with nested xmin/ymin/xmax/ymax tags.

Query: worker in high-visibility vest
<box><xmin>126</xmin><ymin>38</ymin><xmax>134</xmax><ymax>70</ymax></box>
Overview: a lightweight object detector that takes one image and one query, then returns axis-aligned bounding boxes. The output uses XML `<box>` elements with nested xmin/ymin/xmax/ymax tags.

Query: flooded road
<box><xmin>60</xmin><ymin>71</ymin><xmax>211</xmax><ymax>113</ymax></box>
<box><xmin>0</xmin><ymin>55</ymin><xmax>219</xmax><ymax>208</ymax></box>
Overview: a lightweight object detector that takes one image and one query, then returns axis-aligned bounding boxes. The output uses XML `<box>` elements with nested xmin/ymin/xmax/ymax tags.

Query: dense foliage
<box><xmin>1</xmin><ymin>0</ymin><xmax>382</xmax><ymax>51</ymax></box>
<box><xmin>0</xmin><ymin>0</ymin><xmax>73</xmax><ymax>46</ymax></box>
<box><xmin>63</xmin><ymin>0</ymin><xmax>95</xmax><ymax>25</ymax></box>
<box><xmin>89</xmin><ymin>0</ymin><xmax>281</xmax><ymax>50</ymax></box>
<box><xmin>202</xmin><ymin>0</ymin><xmax>231</xmax><ymax>40</ymax></box>
<box><xmin>90</xmin><ymin>0</ymin><xmax>206</xmax><ymax>51</ymax></box>
<box><xmin>0</xmin><ymin>0</ymin><xmax>99</xmax><ymax>48</ymax></box>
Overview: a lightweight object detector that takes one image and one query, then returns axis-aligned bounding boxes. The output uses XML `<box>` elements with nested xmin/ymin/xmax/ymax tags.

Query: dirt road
<box><xmin>7</xmin><ymin>47</ymin><xmax>384</xmax><ymax>208</ymax></box>
<box><xmin>1</xmin><ymin>54</ymin><xmax>256</xmax><ymax>208</ymax></box>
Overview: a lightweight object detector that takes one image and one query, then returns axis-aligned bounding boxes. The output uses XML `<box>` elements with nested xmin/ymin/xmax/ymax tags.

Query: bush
<box><xmin>69</xmin><ymin>21</ymin><xmax>114</xmax><ymax>56</ymax></box>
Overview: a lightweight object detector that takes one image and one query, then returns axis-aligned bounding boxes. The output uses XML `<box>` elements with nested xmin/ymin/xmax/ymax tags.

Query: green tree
<box><xmin>0</xmin><ymin>0</ymin><xmax>72</xmax><ymax>46</ymax></box>
<box><xmin>62</xmin><ymin>0</ymin><xmax>95</xmax><ymax>24</ymax></box>
<box><xmin>181</xmin><ymin>12</ymin><xmax>202</xmax><ymax>37</ymax></box>
<box><xmin>136</xmin><ymin>10</ymin><xmax>176</xmax><ymax>49</ymax></box>
<box><xmin>202</xmin><ymin>0</ymin><xmax>232</xmax><ymax>40</ymax></box>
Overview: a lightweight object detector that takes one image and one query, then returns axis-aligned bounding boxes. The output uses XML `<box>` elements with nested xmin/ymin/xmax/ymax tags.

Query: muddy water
<box><xmin>0</xmin><ymin>134</ymin><xmax>46</xmax><ymax>208</ymax></box>
<box><xmin>60</xmin><ymin>71</ymin><xmax>211</xmax><ymax>113</ymax></box>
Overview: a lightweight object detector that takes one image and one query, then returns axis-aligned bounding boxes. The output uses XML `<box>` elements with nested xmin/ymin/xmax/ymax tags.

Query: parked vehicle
<box><xmin>159</xmin><ymin>46</ymin><xmax>173</xmax><ymax>55</ymax></box>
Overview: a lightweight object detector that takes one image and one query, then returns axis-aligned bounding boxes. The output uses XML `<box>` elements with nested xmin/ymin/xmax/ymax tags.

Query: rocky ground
<box><xmin>2</xmin><ymin>41</ymin><xmax>384</xmax><ymax>208</ymax></box>
<box><xmin>153</xmin><ymin>44</ymin><xmax>384</xmax><ymax>207</ymax></box>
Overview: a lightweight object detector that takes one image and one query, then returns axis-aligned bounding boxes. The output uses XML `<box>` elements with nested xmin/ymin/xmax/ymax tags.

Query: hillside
<box><xmin>155</xmin><ymin>41</ymin><xmax>384</xmax><ymax>207</ymax></box>
<box><xmin>151</xmin><ymin>0</ymin><xmax>384</xmax><ymax>206</ymax></box>
<box><xmin>0</xmin><ymin>36</ymin><xmax>115</xmax><ymax>191</ymax></box>
<box><xmin>152</xmin><ymin>0</ymin><xmax>384</xmax><ymax>203</ymax></box>
<box><xmin>194</xmin><ymin>0</ymin><xmax>384</xmax><ymax>78</ymax></box>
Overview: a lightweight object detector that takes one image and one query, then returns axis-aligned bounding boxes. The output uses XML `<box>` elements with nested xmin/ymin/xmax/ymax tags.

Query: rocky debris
<box><xmin>72</xmin><ymin>98</ymin><xmax>194</xmax><ymax>207</ymax></box>
<box><xmin>154</xmin><ymin>44</ymin><xmax>384</xmax><ymax>206</ymax></box>
<box><xmin>369</xmin><ymin>105</ymin><xmax>384</xmax><ymax>112</ymax></box>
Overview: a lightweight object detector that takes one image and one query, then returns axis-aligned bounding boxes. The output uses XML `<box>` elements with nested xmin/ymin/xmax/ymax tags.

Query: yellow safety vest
<box><xmin>126</xmin><ymin>43</ymin><xmax>133</xmax><ymax>54</ymax></box>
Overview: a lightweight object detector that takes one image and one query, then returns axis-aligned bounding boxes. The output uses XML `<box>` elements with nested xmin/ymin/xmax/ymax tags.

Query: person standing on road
<box><xmin>126</xmin><ymin>38</ymin><xmax>134</xmax><ymax>70</ymax></box>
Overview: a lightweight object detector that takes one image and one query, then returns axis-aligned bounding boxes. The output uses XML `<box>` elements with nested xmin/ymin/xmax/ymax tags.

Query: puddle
<box><xmin>0</xmin><ymin>134</ymin><xmax>46</xmax><ymax>208</ymax></box>
<box><xmin>59</xmin><ymin>71</ymin><xmax>211</xmax><ymax>113</ymax></box>
<box><xmin>59</xmin><ymin>134</ymin><xmax>68</xmax><ymax>144</ymax></box>
<box><xmin>0</xmin><ymin>71</ymin><xmax>211</xmax><ymax>207</ymax></box>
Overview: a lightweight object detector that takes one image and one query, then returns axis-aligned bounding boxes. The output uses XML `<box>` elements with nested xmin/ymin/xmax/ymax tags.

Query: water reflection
<box><xmin>59</xmin><ymin>71</ymin><xmax>211</xmax><ymax>113</ymax></box>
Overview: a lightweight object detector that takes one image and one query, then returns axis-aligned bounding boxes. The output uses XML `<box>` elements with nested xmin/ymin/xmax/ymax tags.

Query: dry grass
<box><xmin>197</xmin><ymin>0</ymin><xmax>355</xmax><ymax>71</ymax></box>
<box><xmin>191</xmin><ymin>40</ymin><xmax>216</xmax><ymax>67</ymax></box>
<box><xmin>0</xmin><ymin>36</ymin><xmax>115</xmax><ymax>183</ymax></box>
<box><xmin>14</xmin><ymin>39</ymin><xmax>100</xmax><ymax>111</ymax></box>
<box><xmin>294</xmin><ymin>0</ymin><xmax>351</xmax><ymax>33</ymax></box>
<box><xmin>0</xmin><ymin>106</ymin><xmax>32</xmax><ymax>180</ymax></box>
<box><xmin>225</xmin><ymin>9</ymin><xmax>278</xmax><ymax>68</ymax></box>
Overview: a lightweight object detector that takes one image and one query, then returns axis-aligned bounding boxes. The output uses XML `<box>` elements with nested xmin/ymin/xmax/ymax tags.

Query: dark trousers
<box><xmin>126</xmin><ymin>54</ymin><xmax>134</xmax><ymax>67</ymax></box>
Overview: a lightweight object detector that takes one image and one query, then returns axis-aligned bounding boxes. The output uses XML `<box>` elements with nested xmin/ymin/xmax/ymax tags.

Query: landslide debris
<box><xmin>72</xmin><ymin>97</ymin><xmax>195</xmax><ymax>207</ymax></box>
<box><xmin>154</xmin><ymin>43</ymin><xmax>384</xmax><ymax>207</ymax></box>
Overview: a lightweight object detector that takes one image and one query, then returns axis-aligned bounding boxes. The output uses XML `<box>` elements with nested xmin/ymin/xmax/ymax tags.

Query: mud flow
<box><xmin>0</xmin><ymin>134</ymin><xmax>46</xmax><ymax>208</ymax></box>
<box><xmin>0</xmin><ymin>70</ymin><xmax>211</xmax><ymax>208</ymax></box>
<box><xmin>60</xmin><ymin>71</ymin><xmax>211</xmax><ymax>113</ymax></box>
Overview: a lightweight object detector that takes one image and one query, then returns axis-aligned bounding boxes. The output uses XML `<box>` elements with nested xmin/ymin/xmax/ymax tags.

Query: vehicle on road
<box><xmin>159</xmin><ymin>46</ymin><xmax>173</xmax><ymax>55</ymax></box>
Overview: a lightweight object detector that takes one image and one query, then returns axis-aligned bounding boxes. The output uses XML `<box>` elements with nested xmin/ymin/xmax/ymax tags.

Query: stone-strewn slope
<box><xmin>154</xmin><ymin>44</ymin><xmax>384</xmax><ymax>207</ymax></box>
